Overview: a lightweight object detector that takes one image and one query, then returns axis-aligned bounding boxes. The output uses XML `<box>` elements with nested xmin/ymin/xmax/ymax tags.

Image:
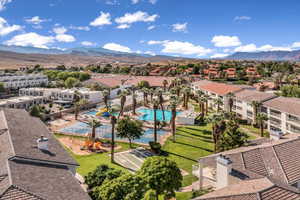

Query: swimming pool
<box><xmin>58</xmin><ymin>122</ymin><xmax>167</xmax><ymax>144</ymax></box>
<box><xmin>137</xmin><ymin>108</ymin><xmax>180</xmax><ymax>122</ymax></box>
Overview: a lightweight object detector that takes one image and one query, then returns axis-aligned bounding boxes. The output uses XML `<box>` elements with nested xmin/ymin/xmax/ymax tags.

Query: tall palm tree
<box><xmin>141</xmin><ymin>87</ymin><xmax>149</xmax><ymax>106</ymax></box>
<box><xmin>168</xmin><ymin>95</ymin><xmax>179</xmax><ymax>142</ymax></box>
<box><xmin>214</xmin><ymin>97</ymin><xmax>223</xmax><ymax>112</ymax></box>
<box><xmin>88</xmin><ymin>119</ymin><xmax>102</xmax><ymax>141</ymax></box>
<box><xmin>184</xmin><ymin>86</ymin><xmax>191</xmax><ymax>110</ymax></box>
<box><xmin>148</xmin><ymin>88</ymin><xmax>155</xmax><ymax>103</ymax></box>
<box><xmin>131</xmin><ymin>87</ymin><xmax>137</xmax><ymax>115</ymax></box>
<box><xmin>206</xmin><ymin>113</ymin><xmax>227</xmax><ymax>153</ymax></box>
<box><xmin>102</xmin><ymin>89</ymin><xmax>110</xmax><ymax>110</ymax></box>
<box><xmin>156</xmin><ymin>88</ymin><xmax>165</xmax><ymax>121</ymax></box>
<box><xmin>118</xmin><ymin>89</ymin><xmax>129</xmax><ymax>118</ymax></box>
<box><xmin>227</xmin><ymin>92</ymin><xmax>235</xmax><ymax>112</ymax></box>
<box><xmin>256</xmin><ymin>113</ymin><xmax>268</xmax><ymax>137</ymax></box>
<box><xmin>74</xmin><ymin>99</ymin><xmax>88</xmax><ymax>120</ymax></box>
<box><xmin>152</xmin><ymin>98</ymin><xmax>159</xmax><ymax>143</ymax></box>
<box><xmin>110</xmin><ymin>115</ymin><xmax>117</xmax><ymax>163</ymax></box>
<box><xmin>163</xmin><ymin>79</ymin><xmax>168</xmax><ymax>92</ymax></box>
<box><xmin>204</xmin><ymin>94</ymin><xmax>209</xmax><ymax>115</ymax></box>
<box><xmin>251</xmin><ymin>101</ymin><xmax>262</xmax><ymax>127</ymax></box>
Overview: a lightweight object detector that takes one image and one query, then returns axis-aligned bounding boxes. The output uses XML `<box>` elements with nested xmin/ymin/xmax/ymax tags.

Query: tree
<box><xmin>257</xmin><ymin>113</ymin><xmax>268</xmax><ymax>137</ymax></box>
<box><xmin>131</xmin><ymin>87</ymin><xmax>137</xmax><ymax>115</ymax></box>
<box><xmin>141</xmin><ymin>87</ymin><xmax>149</xmax><ymax>106</ymax></box>
<box><xmin>214</xmin><ymin>97</ymin><xmax>223</xmax><ymax>112</ymax></box>
<box><xmin>168</xmin><ymin>95</ymin><xmax>179</xmax><ymax>142</ymax></box>
<box><xmin>84</xmin><ymin>164</ymin><xmax>122</xmax><ymax>199</ymax></box>
<box><xmin>30</xmin><ymin>105</ymin><xmax>41</xmax><ymax>118</ymax></box>
<box><xmin>95</xmin><ymin>174</ymin><xmax>147</xmax><ymax>200</ymax></box>
<box><xmin>88</xmin><ymin>119</ymin><xmax>102</xmax><ymax>141</ymax></box>
<box><xmin>138</xmin><ymin>156</ymin><xmax>182</xmax><ymax>200</ymax></box>
<box><xmin>73</xmin><ymin>91</ymin><xmax>87</xmax><ymax>120</ymax></box>
<box><xmin>226</xmin><ymin>92</ymin><xmax>235</xmax><ymax>112</ymax></box>
<box><xmin>0</xmin><ymin>82</ymin><xmax>5</xmax><ymax>93</ymax></box>
<box><xmin>116</xmin><ymin>116</ymin><xmax>143</xmax><ymax>148</ymax></box>
<box><xmin>138</xmin><ymin>80</ymin><xmax>150</xmax><ymax>89</ymax></box>
<box><xmin>206</xmin><ymin>113</ymin><xmax>227</xmax><ymax>153</ymax></box>
<box><xmin>118</xmin><ymin>89</ymin><xmax>129</xmax><ymax>118</ymax></box>
<box><xmin>64</xmin><ymin>77</ymin><xmax>79</xmax><ymax>88</ymax></box>
<box><xmin>251</xmin><ymin>101</ymin><xmax>262</xmax><ymax>127</ymax></box>
<box><xmin>162</xmin><ymin>79</ymin><xmax>168</xmax><ymax>92</ymax></box>
<box><xmin>152</xmin><ymin>99</ymin><xmax>159</xmax><ymax>143</ymax></box>
<box><xmin>156</xmin><ymin>88</ymin><xmax>165</xmax><ymax>121</ymax></box>
<box><xmin>102</xmin><ymin>90</ymin><xmax>110</xmax><ymax>110</ymax></box>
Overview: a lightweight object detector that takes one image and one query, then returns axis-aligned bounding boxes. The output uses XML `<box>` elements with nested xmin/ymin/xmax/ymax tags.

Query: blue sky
<box><xmin>0</xmin><ymin>0</ymin><xmax>300</xmax><ymax>58</ymax></box>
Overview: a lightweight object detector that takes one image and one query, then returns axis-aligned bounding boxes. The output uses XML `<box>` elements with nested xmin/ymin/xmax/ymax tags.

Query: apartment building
<box><xmin>194</xmin><ymin>137</ymin><xmax>300</xmax><ymax>200</ymax></box>
<box><xmin>19</xmin><ymin>87</ymin><xmax>103</xmax><ymax>104</ymax></box>
<box><xmin>0</xmin><ymin>74</ymin><xmax>48</xmax><ymax>89</ymax></box>
<box><xmin>0</xmin><ymin>109</ymin><xmax>91</xmax><ymax>200</ymax></box>
<box><xmin>233</xmin><ymin>90</ymin><xmax>277</xmax><ymax>123</ymax></box>
<box><xmin>0</xmin><ymin>96</ymin><xmax>47</xmax><ymax>109</ymax></box>
<box><xmin>263</xmin><ymin>97</ymin><xmax>300</xmax><ymax>134</ymax></box>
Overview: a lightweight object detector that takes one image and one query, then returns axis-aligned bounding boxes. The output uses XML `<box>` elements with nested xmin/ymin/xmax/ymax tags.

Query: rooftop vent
<box><xmin>216</xmin><ymin>154</ymin><xmax>232</xmax><ymax>189</ymax></box>
<box><xmin>37</xmin><ymin>135</ymin><xmax>48</xmax><ymax>151</ymax></box>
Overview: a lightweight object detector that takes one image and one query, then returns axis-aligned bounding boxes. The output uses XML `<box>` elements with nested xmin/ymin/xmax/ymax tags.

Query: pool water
<box><xmin>59</xmin><ymin>122</ymin><xmax>167</xmax><ymax>144</ymax></box>
<box><xmin>138</xmin><ymin>108</ymin><xmax>180</xmax><ymax>122</ymax></box>
<box><xmin>85</xmin><ymin>110</ymin><xmax>118</xmax><ymax>117</ymax></box>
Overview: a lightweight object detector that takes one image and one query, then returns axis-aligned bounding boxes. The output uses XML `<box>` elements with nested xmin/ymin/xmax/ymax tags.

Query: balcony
<box><xmin>270</xmin><ymin>109</ymin><xmax>281</xmax><ymax>118</ymax></box>
<box><xmin>287</xmin><ymin>114</ymin><xmax>300</xmax><ymax>125</ymax></box>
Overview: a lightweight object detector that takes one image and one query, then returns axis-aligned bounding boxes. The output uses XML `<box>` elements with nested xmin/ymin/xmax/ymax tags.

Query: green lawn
<box><xmin>162</xmin><ymin>125</ymin><xmax>214</xmax><ymax>186</ymax></box>
<box><xmin>241</xmin><ymin>124</ymin><xmax>269</xmax><ymax>138</ymax></box>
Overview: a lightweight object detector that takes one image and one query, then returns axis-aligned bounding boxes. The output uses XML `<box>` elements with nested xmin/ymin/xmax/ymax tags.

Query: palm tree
<box><xmin>204</xmin><ymin>94</ymin><xmax>209</xmax><ymax>115</ymax></box>
<box><xmin>148</xmin><ymin>88</ymin><xmax>155</xmax><ymax>103</ymax></box>
<box><xmin>88</xmin><ymin>119</ymin><xmax>102</xmax><ymax>141</ymax></box>
<box><xmin>131</xmin><ymin>87</ymin><xmax>137</xmax><ymax>115</ymax></box>
<box><xmin>251</xmin><ymin>101</ymin><xmax>262</xmax><ymax>127</ymax></box>
<box><xmin>102</xmin><ymin>90</ymin><xmax>110</xmax><ymax>110</ymax></box>
<box><xmin>163</xmin><ymin>79</ymin><xmax>168</xmax><ymax>92</ymax></box>
<box><xmin>168</xmin><ymin>95</ymin><xmax>179</xmax><ymax>142</ymax></box>
<box><xmin>206</xmin><ymin>113</ymin><xmax>227</xmax><ymax>153</ymax></box>
<box><xmin>156</xmin><ymin>88</ymin><xmax>165</xmax><ymax>121</ymax></box>
<box><xmin>74</xmin><ymin>99</ymin><xmax>88</xmax><ymax>120</ymax></box>
<box><xmin>195</xmin><ymin>90</ymin><xmax>205</xmax><ymax>118</ymax></box>
<box><xmin>227</xmin><ymin>92</ymin><xmax>235</xmax><ymax>112</ymax></box>
<box><xmin>118</xmin><ymin>89</ymin><xmax>129</xmax><ymax>118</ymax></box>
<box><xmin>214</xmin><ymin>97</ymin><xmax>223</xmax><ymax>112</ymax></box>
<box><xmin>110</xmin><ymin>115</ymin><xmax>117</xmax><ymax>163</ymax></box>
<box><xmin>152</xmin><ymin>98</ymin><xmax>159</xmax><ymax>143</ymax></box>
<box><xmin>141</xmin><ymin>87</ymin><xmax>149</xmax><ymax>106</ymax></box>
<box><xmin>256</xmin><ymin>113</ymin><xmax>268</xmax><ymax>137</ymax></box>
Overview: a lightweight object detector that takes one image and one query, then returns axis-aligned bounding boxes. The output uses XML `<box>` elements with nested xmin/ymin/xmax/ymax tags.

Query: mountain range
<box><xmin>226</xmin><ymin>50</ymin><xmax>300</xmax><ymax>61</ymax></box>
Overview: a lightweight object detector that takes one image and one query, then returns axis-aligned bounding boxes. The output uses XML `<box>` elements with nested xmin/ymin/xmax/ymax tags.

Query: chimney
<box><xmin>216</xmin><ymin>154</ymin><xmax>232</xmax><ymax>189</ymax></box>
<box><xmin>37</xmin><ymin>136</ymin><xmax>49</xmax><ymax>151</ymax></box>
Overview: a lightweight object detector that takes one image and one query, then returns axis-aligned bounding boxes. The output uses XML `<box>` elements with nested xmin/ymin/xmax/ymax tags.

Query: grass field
<box><xmin>162</xmin><ymin>125</ymin><xmax>214</xmax><ymax>187</ymax></box>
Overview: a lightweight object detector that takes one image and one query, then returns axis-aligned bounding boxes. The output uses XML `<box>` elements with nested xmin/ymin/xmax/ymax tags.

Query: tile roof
<box><xmin>263</xmin><ymin>96</ymin><xmax>300</xmax><ymax>117</ymax></box>
<box><xmin>0</xmin><ymin>108</ymin><xmax>91</xmax><ymax>200</ymax></box>
<box><xmin>198</xmin><ymin>82</ymin><xmax>243</xmax><ymax>96</ymax></box>
<box><xmin>198</xmin><ymin>137</ymin><xmax>300</xmax><ymax>199</ymax></box>
<box><xmin>234</xmin><ymin>90</ymin><xmax>276</xmax><ymax>103</ymax></box>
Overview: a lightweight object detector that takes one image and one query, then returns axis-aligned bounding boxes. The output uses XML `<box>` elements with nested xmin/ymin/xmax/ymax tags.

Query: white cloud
<box><xmin>81</xmin><ymin>41</ymin><xmax>97</xmax><ymax>46</ymax></box>
<box><xmin>145</xmin><ymin>51</ymin><xmax>156</xmax><ymax>56</ymax></box>
<box><xmin>147</xmin><ymin>25</ymin><xmax>155</xmax><ymax>30</ymax></box>
<box><xmin>104</xmin><ymin>0</ymin><xmax>119</xmax><ymax>5</ymax></box>
<box><xmin>103</xmin><ymin>43</ymin><xmax>131</xmax><ymax>52</ymax></box>
<box><xmin>4</xmin><ymin>32</ymin><xmax>55</xmax><ymax>48</ymax></box>
<box><xmin>234</xmin><ymin>44</ymin><xmax>292</xmax><ymax>52</ymax></box>
<box><xmin>149</xmin><ymin>0</ymin><xmax>157</xmax><ymax>4</ymax></box>
<box><xmin>210</xmin><ymin>53</ymin><xmax>229</xmax><ymax>58</ymax></box>
<box><xmin>0</xmin><ymin>0</ymin><xmax>12</xmax><ymax>11</ymax></box>
<box><xmin>172</xmin><ymin>23</ymin><xmax>187</xmax><ymax>33</ymax></box>
<box><xmin>223</xmin><ymin>49</ymin><xmax>232</xmax><ymax>53</ymax></box>
<box><xmin>234</xmin><ymin>16</ymin><xmax>251</xmax><ymax>21</ymax></box>
<box><xmin>0</xmin><ymin>17</ymin><xmax>22</xmax><ymax>36</ymax></box>
<box><xmin>90</xmin><ymin>12</ymin><xmax>112</xmax><ymax>27</ymax></box>
<box><xmin>147</xmin><ymin>40</ymin><xmax>169</xmax><ymax>45</ymax></box>
<box><xmin>115</xmin><ymin>11</ymin><xmax>158</xmax><ymax>24</ymax></box>
<box><xmin>53</xmin><ymin>26</ymin><xmax>67</xmax><ymax>34</ymax></box>
<box><xmin>116</xmin><ymin>24</ymin><xmax>130</xmax><ymax>29</ymax></box>
<box><xmin>69</xmin><ymin>25</ymin><xmax>90</xmax><ymax>31</ymax></box>
<box><xmin>131</xmin><ymin>0</ymin><xmax>139</xmax><ymax>4</ymax></box>
<box><xmin>154</xmin><ymin>40</ymin><xmax>212</xmax><ymax>56</ymax></box>
<box><xmin>211</xmin><ymin>35</ymin><xmax>241</xmax><ymax>47</ymax></box>
<box><xmin>292</xmin><ymin>42</ymin><xmax>300</xmax><ymax>48</ymax></box>
<box><xmin>25</xmin><ymin>16</ymin><xmax>49</xmax><ymax>25</ymax></box>
<box><xmin>55</xmin><ymin>34</ymin><xmax>75</xmax><ymax>43</ymax></box>
<box><xmin>234</xmin><ymin>44</ymin><xmax>257</xmax><ymax>52</ymax></box>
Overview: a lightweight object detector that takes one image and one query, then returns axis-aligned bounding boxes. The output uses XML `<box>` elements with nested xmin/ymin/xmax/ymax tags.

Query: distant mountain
<box><xmin>226</xmin><ymin>50</ymin><xmax>300</xmax><ymax>61</ymax></box>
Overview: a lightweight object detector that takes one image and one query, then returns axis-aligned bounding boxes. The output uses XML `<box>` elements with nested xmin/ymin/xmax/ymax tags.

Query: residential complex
<box><xmin>0</xmin><ymin>109</ymin><xmax>91</xmax><ymax>200</ymax></box>
<box><xmin>0</xmin><ymin>74</ymin><xmax>48</xmax><ymax>89</ymax></box>
<box><xmin>19</xmin><ymin>87</ymin><xmax>103</xmax><ymax>104</ymax></box>
<box><xmin>195</xmin><ymin>137</ymin><xmax>300</xmax><ymax>200</ymax></box>
<box><xmin>0</xmin><ymin>96</ymin><xmax>47</xmax><ymax>109</ymax></box>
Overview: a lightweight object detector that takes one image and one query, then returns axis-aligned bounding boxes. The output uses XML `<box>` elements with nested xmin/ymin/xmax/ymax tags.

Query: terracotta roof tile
<box><xmin>198</xmin><ymin>82</ymin><xmax>242</xmax><ymax>95</ymax></box>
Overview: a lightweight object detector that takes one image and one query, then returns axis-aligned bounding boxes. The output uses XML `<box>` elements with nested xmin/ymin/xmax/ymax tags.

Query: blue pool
<box><xmin>138</xmin><ymin>108</ymin><xmax>180</xmax><ymax>122</ymax></box>
<box><xmin>59</xmin><ymin>122</ymin><xmax>167</xmax><ymax>144</ymax></box>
